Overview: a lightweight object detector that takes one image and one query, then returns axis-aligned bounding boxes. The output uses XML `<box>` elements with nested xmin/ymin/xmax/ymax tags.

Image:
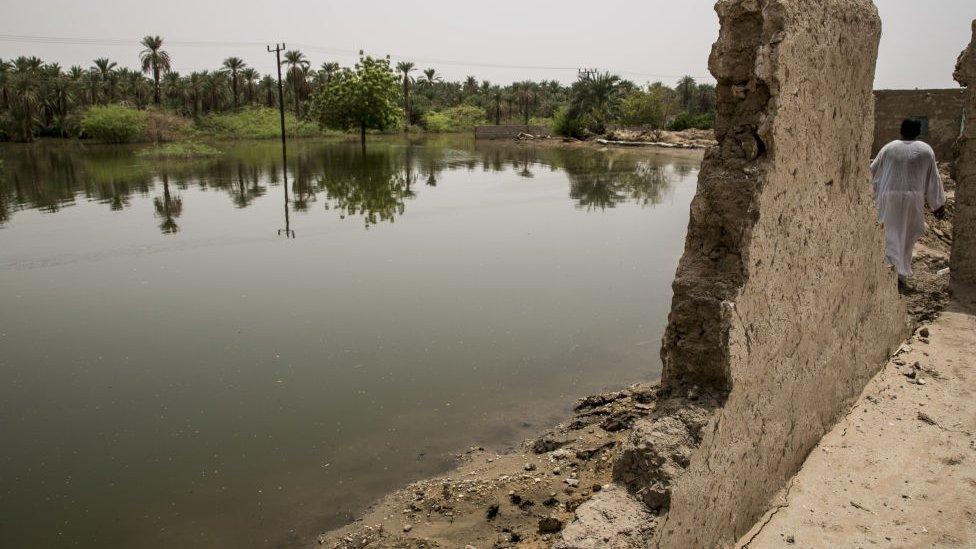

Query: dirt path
<box><xmin>738</xmin><ymin>297</ymin><xmax>976</xmax><ymax>549</ymax></box>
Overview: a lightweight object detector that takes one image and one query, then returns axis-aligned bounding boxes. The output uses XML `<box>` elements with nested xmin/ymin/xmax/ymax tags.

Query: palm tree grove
<box><xmin>0</xmin><ymin>35</ymin><xmax>716</xmax><ymax>144</ymax></box>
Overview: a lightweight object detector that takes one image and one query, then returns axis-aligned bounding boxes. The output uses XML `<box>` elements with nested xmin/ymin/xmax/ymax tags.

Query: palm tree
<box><xmin>0</xmin><ymin>58</ymin><xmax>11</xmax><ymax>110</ymax></box>
<box><xmin>139</xmin><ymin>35</ymin><xmax>171</xmax><ymax>105</ymax></box>
<box><xmin>92</xmin><ymin>57</ymin><xmax>117</xmax><ymax>103</ymax></box>
<box><xmin>240</xmin><ymin>67</ymin><xmax>259</xmax><ymax>105</ymax></box>
<box><xmin>568</xmin><ymin>72</ymin><xmax>624</xmax><ymax>134</ymax></box>
<box><xmin>6</xmin><ymin>62</ymin><xmax>41</xmax><ymax>141</ymax></box>
<box><xmin>281</xmin><ymin>50</ymin><xmax>309</xmax><ymax>117</ymax></box>
<box><xmin>222</xmin><ymin>57</ymin><xmax>246</xmax><ymax>110</ymax></box>
<box><xmin>202</xmin><ymin>70</ymin><xmax>229</xmax><ymax>113</ymax></box>
<box><xmin>418</xmin><ymin>68</ymin><xmax>441</xmax><ymax>87</ymax></box>
<box><xmin>490</xmin><ymin>85</ymin><xmax>502</xmax><ymax>125</ymax></box>
<box><xmin>320</xmin><ymin>62</ymin><xmax>340</xmax><ymax>82</ymax></box>
<box><xmin>258</xmin><ymin>74</ymin><xmax>277</xmax><ymax>107</ymax></box>
<box><xmin>118</xmin><ymin>68</ymin><xmax>150</xmax><ymax>108</ymax></box>
<box><xmin>187</xmin><ymin>71</ymin><xmax>205</xmax><ymax>116</ymax></box>
<box><xmin>396</xmin><ymin>61</ymin><xmax>416</xmax><ymax>127</ymax></box>
<box><xmin>675</xmin><ymin>75</ymin><xmax>696</xmax><ymax>112</ymax></box>
<box><xmin>463</xmin><ymin>75</ymin><xmax>478</xmax><ymax>96</ymax></box>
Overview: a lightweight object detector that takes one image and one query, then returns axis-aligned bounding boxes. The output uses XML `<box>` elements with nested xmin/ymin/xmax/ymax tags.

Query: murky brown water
<box><xmin>0</xmin><ymin>136</ymin><xmax>701</xmax><ymax>548</ymax></box>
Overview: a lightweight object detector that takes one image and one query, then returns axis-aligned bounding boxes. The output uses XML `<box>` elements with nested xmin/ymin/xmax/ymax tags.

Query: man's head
<box><xmin>900</xmin><ymin>118</ymin><xmax>922</xmax><ymax>141</ymax></box>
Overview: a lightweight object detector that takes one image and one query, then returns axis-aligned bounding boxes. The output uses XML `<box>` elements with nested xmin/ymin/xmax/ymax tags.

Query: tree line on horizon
<box><xmin>0</xmin><ymin>35</ymin><xmax>717</xmax><ymax>143</ymax></box>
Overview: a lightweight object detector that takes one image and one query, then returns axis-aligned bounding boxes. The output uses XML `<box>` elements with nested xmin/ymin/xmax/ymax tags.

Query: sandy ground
<box><xmin>738</xmin><ymin>297</ymin><xmax>976</xmax><ymax>549</ymax></box>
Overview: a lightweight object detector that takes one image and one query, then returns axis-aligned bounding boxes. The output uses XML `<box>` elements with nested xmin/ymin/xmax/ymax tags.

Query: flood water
<box><xmin>0</xmin><ymin>136</ymin><xmax>701</xmax><ymax>548</ymax></box>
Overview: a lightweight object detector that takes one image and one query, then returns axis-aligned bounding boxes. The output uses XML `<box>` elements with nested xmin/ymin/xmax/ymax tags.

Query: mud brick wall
<box><xmin>873</xmin><ymin>89</ymin><xmax>966</xmax><ymax>160</ymax></box>
<box><xmin>473</xmin><ymin>125</ymin><xmax>550</xmax><ymax>139</ymax></box>
<box><xmin>952</xmin><ymin>21</ymin><xmax>976</xmax><ymax>294</ymax></box>
<box><xmin>651</xmin><ymin>0</ymin><xmax>909</xmax><ymax>545</ymax></box>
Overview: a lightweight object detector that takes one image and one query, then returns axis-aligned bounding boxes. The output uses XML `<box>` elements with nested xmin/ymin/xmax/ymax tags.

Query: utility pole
<box><xmin>268</xmin><ymin>43</ymin><xmax>294</xmax><ymax>238</ymax></box>
<box><xmin>578</xmin><ymin>68</ymin><xmax>599</xmax><ymax>79</ymax></box>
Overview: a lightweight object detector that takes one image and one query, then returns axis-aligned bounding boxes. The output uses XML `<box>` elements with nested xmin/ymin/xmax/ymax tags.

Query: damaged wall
<box><xmin>557</xmin><ymin>1</ymin><xmax>911</xmax><ymax>547</ymax></box>
<box><xmin>873</xmin><ymin>89</ymin><xmax>966</xmax><ymax>160</ymax></box>
<box><xmin>952</xmin><ymin>21</ymin><xmax>976</xmax><ymax>295</ymax></box>
<box><xmin>652</xmin><ymin>0</ymin><xmax>909</xmax><ymax>545</ymax></box>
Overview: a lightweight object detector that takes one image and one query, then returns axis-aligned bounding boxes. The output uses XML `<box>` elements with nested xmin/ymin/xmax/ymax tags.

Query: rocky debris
<box><xmin>538</xmin><ymin>516</ymin><xmax>564</xmax><ymax>534</ymax></box>
<box><xmin>612</xmin><ymin>393</ymin><xmax>722</xmax><ymax>511</ymax></box>
<box><xmin>531</xmin><ymin>435</ymin><xmax>572</xmax><ymax>454</ymax></box>
<box><xmin>554</xmin><ymin>485</ymin><xmax>656</xmax><ymax>549</ymax></box>
<box><xmin>601</xmin><ymin>128</ymin><xmax>717</xmax><ymax>149</ymax></box>
<box><xmin>318</xmin><ymin>383</ymin><xmax>661</xmax><ymax>548</ymax></box>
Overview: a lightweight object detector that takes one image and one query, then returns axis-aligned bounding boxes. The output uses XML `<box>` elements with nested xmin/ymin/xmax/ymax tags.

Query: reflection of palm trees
<box><xmin>153</xmin><ymin>173</ymin><xmax>183</xmax><ymax>233</ymax></box>
<box><xmin>0</xmin><ymin>139</ymin><xmax>684</xmax><ymax>233</ymax></box>
<box><xmin>232</xmin><ymin>163</ymin><xmax>266</xmax><ymax>208</ymax></box>
<box><xmin>291</xmin><ymin>156</ymin><xmax>316</xmax><ymax>212</ymax></box>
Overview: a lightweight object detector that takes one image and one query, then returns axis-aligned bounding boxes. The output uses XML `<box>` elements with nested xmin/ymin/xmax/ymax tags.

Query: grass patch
<box><xmin>137</xmin><ymin>141</ymin><xmax>223</xmax><ymax>159</ymax></box>
<box><xmin>194</xmin><ymin>107</ymin><xmax>325</xmax><ymax>139</ymax></box>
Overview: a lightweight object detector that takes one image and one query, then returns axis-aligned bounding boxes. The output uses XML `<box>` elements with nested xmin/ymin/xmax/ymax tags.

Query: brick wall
<box><xmin>873</xmin><ymin>89</ymin><xmax>966</xmax><ymax>160</ymax></box>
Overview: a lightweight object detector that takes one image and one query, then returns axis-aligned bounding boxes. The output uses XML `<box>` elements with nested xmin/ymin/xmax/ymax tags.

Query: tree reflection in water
<box><xmin>153</xmin><ymin>173</ymin><xmax>183</xmax><ymax>234</ymax></box>
<box><xmin>0</xmin><ymin>138</ymin><xmax>694</xmax><ymax>233</ymax></box>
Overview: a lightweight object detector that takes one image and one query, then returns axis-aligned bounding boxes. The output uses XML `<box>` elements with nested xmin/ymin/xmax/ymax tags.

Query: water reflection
<box><xmin>0</xmin><ymin>137</ymin><xmax>690</xmax><ymax>234</ymax></box>
<box><xmin>153</xmin><ymin>174</ymin><xmax>182</xmax><ymax>234</ymax></box>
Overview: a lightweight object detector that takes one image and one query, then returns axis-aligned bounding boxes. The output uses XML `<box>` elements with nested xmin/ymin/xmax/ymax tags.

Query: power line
<box><xmin>0</xmin><ymin>33</ymin><xmax>714</xmax><ymax>82</ymax></box>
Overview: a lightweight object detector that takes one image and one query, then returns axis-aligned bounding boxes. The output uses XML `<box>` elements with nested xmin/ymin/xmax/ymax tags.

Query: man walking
<box><xmin>871</xmin><ymin>118</ymin><xmax>947</xmax><ymax>285</ymax></box>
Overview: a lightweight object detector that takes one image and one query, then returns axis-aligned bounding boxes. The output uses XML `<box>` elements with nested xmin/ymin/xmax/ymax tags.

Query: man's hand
<box><xmin>933</xmin><ymin>206</ymin><xmax>947</xmax><ymax>220</ymax></box>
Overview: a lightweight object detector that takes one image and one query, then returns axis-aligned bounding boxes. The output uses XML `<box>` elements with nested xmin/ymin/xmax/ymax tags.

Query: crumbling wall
<box><xmin>560</xmin><ymin>1</ymin><xmax>910</xmax><ymax>547</ymax></box>
<box><xmin>872</xmin><ymin>89</ymin><xmax>966</xmax><ymax>160</ymax></box>
<box><xmin>952</xmin><ymin>21</ymin><xmax>976</xmax><ymax>295</ymax></box>
<box><xmin>652</xmin><ymin>0</ymin><xmax>909</xmax><ymax>545</ymax></box>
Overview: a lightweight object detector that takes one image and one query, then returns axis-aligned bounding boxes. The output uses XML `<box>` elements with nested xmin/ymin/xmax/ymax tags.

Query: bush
<box><xmin>618</xmin><ymin>88</ymin><xmax>673</xmax><ymax>129</ymax></box>
<box><xmin>422</xmin><ymin>105</ymin><xmax>487</xmax><ymax>133</ymax></box>
<box><xmin>143</xmin><ymin>109</ymin><xmax>193</xmax><ymax>142</ymax></box>
<box><xmin>80</xmin><ymin>105</ymin><xmax>148</xmax><ymax>143</ymax></box>
<box><xmin>195</xmin><ymin>107</ymin><xmax>322</xmax><ymax>139</ymax></box>
<box><xmin>552</xmin><ymin>106</ymin><xmax>588</xmax><ymax>138</ymax></box>
<box><xmin>667</xmin><ymin>111</ymin><xmax>714</xmax><ymax>131</ymax></box>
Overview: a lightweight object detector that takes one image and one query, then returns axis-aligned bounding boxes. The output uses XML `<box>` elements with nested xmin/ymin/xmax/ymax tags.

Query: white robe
<box><xmin>870</xmin><ymin>140</ymin><xmax>946</xmax><ymax>278</ymax></box>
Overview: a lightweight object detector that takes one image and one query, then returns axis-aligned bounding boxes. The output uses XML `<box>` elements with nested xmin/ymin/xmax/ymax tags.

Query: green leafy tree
<box><xmin>618</xmin><ymin>83</ymin><xmax>675</xmax><ymax>129</ymax></box>
<box><xmin>311</xmin><ymin>55</ymin><xmax>401</xmax><ymax>149</ymax></box>
<box><xmin>139</xmin><ymin>36</ymin><xmax>171</xmax><ymax>105</ymax></box>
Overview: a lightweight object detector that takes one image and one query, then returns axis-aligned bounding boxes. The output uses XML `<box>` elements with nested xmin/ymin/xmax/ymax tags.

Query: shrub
<box><xmin>195</xmin><ymin>107</ymin><xmax>322</xmax><ymax>139</ymax></box>
<box><xmin>552</xmin><ymin>106</ymin><xmax>587</xmax><ymax>138</ymax></box>
<box><xmin>667</xmin><ymin>111</ymin><xmax>714</xmax><ymax>131</ymax></box>
<box><xmin>143</xmin><ymin>109</ymin><xmax>193</xmax><ymax>142</ymax></box>
<box><xmin>80</xmin><ymin>105</ymin><xmax>148</xmax><ymax>143</ymax></box>
<box><xmin>618</xmin><ymin>87</ymin><xmax>674</xmax><ymax>129</ymax></box>
<box><xmin>422</xmin><ymin>105</ymin><xmax>487</xmax><ymax>133</ymax></box>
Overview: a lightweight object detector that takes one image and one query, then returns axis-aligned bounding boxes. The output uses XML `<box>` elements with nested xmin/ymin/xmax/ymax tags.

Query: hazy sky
<box><xmin>0</xmin><ymin>0</ymin><xmax>971</xmax><ymax>89</ymax></box>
